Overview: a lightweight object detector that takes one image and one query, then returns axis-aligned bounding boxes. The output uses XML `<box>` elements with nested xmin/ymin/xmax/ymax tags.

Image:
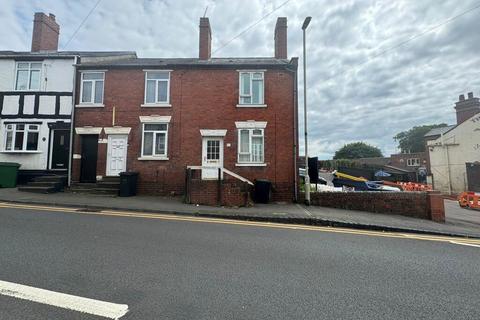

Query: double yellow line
<box><xmin>1</xmin><ymin>202</ymin><xmax>479</xmax><ymax>247</ymax></box>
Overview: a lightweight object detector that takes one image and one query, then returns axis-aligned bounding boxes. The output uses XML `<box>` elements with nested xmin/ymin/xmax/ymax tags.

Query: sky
<box><xmin>1</xmin><ymin>0</ymin><xmax>479</xmax><ymax>159</ymax></box>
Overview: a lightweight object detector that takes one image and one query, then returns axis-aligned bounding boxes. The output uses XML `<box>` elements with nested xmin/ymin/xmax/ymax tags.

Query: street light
<box><xmin>302</xmin><ymin>16</ymin><xmax>311</xmax><ymax>206</ymax></box>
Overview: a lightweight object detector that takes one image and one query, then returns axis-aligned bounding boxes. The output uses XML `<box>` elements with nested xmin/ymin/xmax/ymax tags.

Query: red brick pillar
<box><xmin>428</xmin><ymin>192</ymin><xmax>445</xmax><ymax>222</ymax></box>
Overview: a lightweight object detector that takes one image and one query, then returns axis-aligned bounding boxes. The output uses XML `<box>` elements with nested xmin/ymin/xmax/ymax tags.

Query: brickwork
<box><xmin>31</xmin><ymin>12</ymin><xmax>59</xmax><ymax>52</ymax></box>
<box><xmin>299</xmin><ymin>191</ymin><xmax>445</xmax><ymax>221</ymax></box>
<box><xmin>188</xmin><ymin>176</ymin><xmax>252</xmax><ymax>207</ymax></box>
<box><xmin>72</xmin><ymin>66</ymin><xmax>297</xmax><ymax>200</ymax></box>
<box><xmin>455</xmin><ymin>92</ymin><xmax>480</xmax><ymax>125</ymax></box>
<box><xmin>274</xmin><ymin>17</ymin><xmax>287</xmax><ymax>59</ymax></box>
<box><xmin>199</xmin><ymin>17</ymin><xmax>211</xmax><ymax>60</ymax></box>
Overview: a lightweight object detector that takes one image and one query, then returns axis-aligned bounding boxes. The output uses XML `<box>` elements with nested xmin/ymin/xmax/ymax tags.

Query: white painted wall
<box><xmin>0</xmin><ymin>57</ymin><xmax>75</xmax><ymax>171</ymax></box>
<box><xmin>43</xmin><ymin>59</ymin><xmax>75</xmax><ymax>92</ymax></box>
<box><xmin>0</xmin><ymin>58</ymin><xmax>74</xmax><ymax>92</ymax></box>
<box><xmin>0</xmin><ymin>118</ymin><xmax>70</xmax><ymax>170</ymax></box>
<box><xmin>0</xmin><ymin>60</ymin><xmax>16</xmax><ymax>90</ymax></box>
<box><xmin>428</xmin><ymin>113</ymin><xmax>480</xmax><ymax>193</ymax></box>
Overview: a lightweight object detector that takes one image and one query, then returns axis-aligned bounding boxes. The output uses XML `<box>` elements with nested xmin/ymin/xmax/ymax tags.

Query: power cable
<box><xmin>324</xmin><ymin>2</ymin><xmax>480</xmax><ymax>82</ymax></box>
<box><xmin>212</xmin><ymin>0</ymin><xmax>292</xmax><ymax>54</ymax></box>
<box><xmin>62</xmin><ymin>0</ymin><xmax>103</xmax><ymax>49</ymax></box>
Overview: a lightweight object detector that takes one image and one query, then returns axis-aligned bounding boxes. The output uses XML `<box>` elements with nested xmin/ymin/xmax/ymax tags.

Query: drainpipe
<box><xmin>67</xmin><ymin>56</ymin><xmax>78</xmax><ymax>187</ymax></box>
<box><xmin>293</xmin><ymin>65</ymin><xmax>298</xmax><ymax>202</ymax></box>
<box><xmin>285</xmin><ymin>60</ymin><xmax>299</xmax><ymax>202</ymax></box>
<box><xmin>441</xmin><ymin>133</ymin><xmax>452</xmax><ymax>194</ymax></box>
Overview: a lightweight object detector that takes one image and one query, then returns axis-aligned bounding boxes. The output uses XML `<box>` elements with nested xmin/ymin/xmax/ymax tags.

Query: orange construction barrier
<box><xmin>458</xmin><ymin>192</ymin><xmax>480</xmax><ymax>210</ymax></box>
<box><xmin>396</xmin><ymin>182</ymin><xmax>433</xmax><ymax>192</ymax></box>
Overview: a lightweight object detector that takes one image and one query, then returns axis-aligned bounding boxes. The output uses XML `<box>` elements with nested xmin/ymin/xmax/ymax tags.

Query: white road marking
<box><xmin>449</xmin><ymin>241</ymin><xmax>480</xmax><ymax>248</ymax></box>
<box><xmin>296</xmin><ymin>203</ymin><xmax>313</xmax><ymax>217</ymax></box>
<box><xmin>0</xmin><ymin>280</ymin><xmax>128</xmax><ymax>319</ymax></box>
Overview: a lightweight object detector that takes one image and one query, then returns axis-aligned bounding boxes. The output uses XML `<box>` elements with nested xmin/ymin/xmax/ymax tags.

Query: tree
<box><xmin>394</xmin><ymin>124</ymin><xmax>448</xmax><ymax>153</ymax></box>
<box><xmin>333</xmin><ymin>142</ymin><xmax>383</xmax><ymax>159</ymax></box>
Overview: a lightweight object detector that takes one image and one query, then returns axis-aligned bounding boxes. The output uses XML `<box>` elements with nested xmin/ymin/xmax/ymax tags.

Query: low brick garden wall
<box><xmin>186</xmin><ymin>178</ymin><xmax>252</xmax><ymax>207</ymax></box>
<box><xmin>299</xmin><ymin>191</ymin><xmax>445</xmax><ymax>222</ymax></box>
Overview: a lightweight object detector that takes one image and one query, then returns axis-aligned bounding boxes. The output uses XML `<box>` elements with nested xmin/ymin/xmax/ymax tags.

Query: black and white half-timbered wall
<box><xmin>0</xmin><ymin>12</ymin><xmax>136</xmax><ymax>184</ymax></box>
<box><xmin>0</xmin><ymin>55</ymin><xmax>75</xmax><ymax>181</ymax></box>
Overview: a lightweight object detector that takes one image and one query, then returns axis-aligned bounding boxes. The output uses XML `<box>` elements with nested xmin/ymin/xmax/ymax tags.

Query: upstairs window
<box><xmin>142</xmin><ymin>123</ymin><xmax>168</xmax><ymax>157</ymax></box>
<box><xmin>239</xmin><ymin>71</ymin><xmax>264</xmax><ymax>105</ymax></box>
<box><xmin>4</xmin><ymin>123</ymin><xmax>39</xmax><ymax>151</ymax></box>
<box><xmin>238</xmin><ymin>128</ymin><xmax>264</xmax><ymax>163</ymax></box>
<box><xmin>144</xmin><ymin>71</ymin><xmax>170</xmax><ymax>105</ymax></box>
<box><xmin>15</xmin><ymin>62</ymin><xmax>42</xmax><ymax>90</ymax></box>
<box><xmin>407</xmin><ymin>158</ymin><xmax>420</xmax><ymax>166</ymax></box>
<box><xmin>80</xmin><ymin>72</ymin><xmax>104</xmax><ymax>104</ymax></box>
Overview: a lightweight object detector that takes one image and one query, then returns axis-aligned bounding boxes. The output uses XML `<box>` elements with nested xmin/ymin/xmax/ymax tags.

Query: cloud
<box><xmin>2</xmin><ymin>0</ymin><xmax>479</xmax><ymax>159</ymax></box>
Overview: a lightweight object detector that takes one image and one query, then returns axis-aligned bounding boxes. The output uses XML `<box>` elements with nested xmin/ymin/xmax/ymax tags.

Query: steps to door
<box><xmin>69</xmin><ymin>176</ymin><xmax>120</xmax><ymax>196</ymax></box>
<box><xmin>18</xmin><ymin>175</ymin><xmax>67</xmax><ymax>194</ymax></box>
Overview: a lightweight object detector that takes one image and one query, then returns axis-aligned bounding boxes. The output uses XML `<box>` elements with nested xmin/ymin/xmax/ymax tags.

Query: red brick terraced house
<box><xmin>71</xmin><ymin>17</ymin><xmax>299</xmax><ymax>204</ymax></box>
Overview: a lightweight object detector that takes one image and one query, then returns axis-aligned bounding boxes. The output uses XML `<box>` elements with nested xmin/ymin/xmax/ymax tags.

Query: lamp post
<box><xmin>302</xmin><ymin>16</ymin><xmax>312</xmax><ymax>205</ymax></box>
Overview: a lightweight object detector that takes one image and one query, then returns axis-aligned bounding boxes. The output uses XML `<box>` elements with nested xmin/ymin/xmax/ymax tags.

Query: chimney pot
<box><xmin>455</xmin><ymin>92</ymin><xmax>480</xmax><ymax>125</ymax></box>
<box><xmin>199</xmin><ymin>17</ymin><xmax>212</xmax><ymax>60</ymax></box>
<box><xmin>31</xmin><ymin>12</ymin><xmax>60</xmax><ymax>52</ymax></box>
<box><xmin>274</xmin><ymin>17</ymin><xmax>287</xmax><ymax>59</ymax></box>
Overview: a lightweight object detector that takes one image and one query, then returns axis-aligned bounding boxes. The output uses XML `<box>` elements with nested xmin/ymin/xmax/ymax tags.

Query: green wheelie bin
<box><xmin>0</xmin><ymin>162</ymin><xmax>21</xmax><ymax>188</ymax></box>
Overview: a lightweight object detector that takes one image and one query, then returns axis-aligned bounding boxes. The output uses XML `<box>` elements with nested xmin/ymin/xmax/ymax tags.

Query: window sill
<box><xmin>137</xmin><ymin>156</ymin><xmax>169</xmax><ymax>161</ymax></box>
<box><xmin>141</xmin><ymin>103</ymin><xmax>171</xmax><ymax>108</ymax></box>
<box><xmin>75</xmin><ymin>103</ymin><xmax>105</xmax><ymax>108</ymax></box>
<box><xmin>0</xmin><ymin>150</ymin><xmax>42</xmax><ymax>154</ymax></box>
<box><xmin>236</xmin><ymin>104</ymin><xmax>267</xmax><ymax>108</ymax></box>
<box><xmin>235</xmin><ymin>163</ymin><xmax>266</xmax><ymax>167</ymax></box>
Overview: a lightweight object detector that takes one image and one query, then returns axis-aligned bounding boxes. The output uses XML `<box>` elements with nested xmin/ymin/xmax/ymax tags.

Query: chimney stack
<box><xmin>455</xmin><ymin>92</ymin><xmax>480</xmax><ymax>125</ymax></box>
<box><xmin>274</xmin><ymin>17</ymin><xmax>287</xmax><ymax>59</ymax></box>
<box><xmin>199</xmin><ymin>17</ymin><xmax>212</xmax><ymax>60</ymax></box>
<box><xmin>31</xmin><ymin>12</ymin><xmax>60</xmax><ymax>52</ymax></box>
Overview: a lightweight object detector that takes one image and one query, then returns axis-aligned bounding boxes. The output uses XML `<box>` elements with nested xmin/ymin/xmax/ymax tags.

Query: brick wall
<box><xmin>299</xmin><ymin>191</ymin><xmax>445</xmax><ymax>221</ymax></box>
<box><xmin>187</xmin><ymin>175</ymin><xmax>252</xmax><ymax>207</ymax></box>
<box><xmin>31</xmin><ymin>13</ymin><xmax>59</xmax><ymax>52</ymax></box>
<box><xmin>72</xmin><ymin>66</ymin><xmax>297</xmax><ymax>201</ymax></box>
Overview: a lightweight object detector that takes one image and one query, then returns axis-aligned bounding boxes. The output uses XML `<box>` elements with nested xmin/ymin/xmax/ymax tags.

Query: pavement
<box><xmin>0</xmin><ymin>187</ymin><xmax>479</xmax><ymax>238</ymax></box>
<box><xmin>0</xmin><ymin>205</ymin><xmax>479</xmax><ymax>319</ymax></box>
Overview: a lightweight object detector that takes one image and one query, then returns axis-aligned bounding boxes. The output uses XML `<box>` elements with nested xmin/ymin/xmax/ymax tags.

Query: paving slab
<box><xmin>0</xmin><ymin>188</ymin><xmax>478</xmax><ymax>238</ymax></box>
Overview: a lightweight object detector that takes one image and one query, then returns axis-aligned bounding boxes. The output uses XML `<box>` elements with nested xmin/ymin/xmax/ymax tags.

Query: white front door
<box><xmin>106</xmin><ymin>135</ymin><xmax>128</xmax><ymax>176</ymax></box>
<box><xmin>202</xmin><ymin>137</ymin><xmax>224</xmax><ymax>179</ymax></box>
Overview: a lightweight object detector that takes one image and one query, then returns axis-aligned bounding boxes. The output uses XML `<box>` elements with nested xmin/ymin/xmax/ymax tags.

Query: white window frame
<box><xmin>79</xmin><ymin>71</ymin><xmax>105</xmax><ymax>106</ymax></box>
<box><xmin>237</xmin><ymin>71</ymin><xmax>266</xmax><ymax>107</ymax></box>
<box><xmin>140</xmin><ymin>122</ymin><xmax>169</xmax><ymax>159</ymax></box>
<box><xmin>3</xmin><ymin>123</ymin><xmax>40</xmax><ymax>152</ymax></box>
<box><xmin>14</xmin><ymin>62</ymin><xmax>42</xmax><ymax>91</ymax></box>
<box><xmin>407</xmin><ymin>158</ymin><xmax>420</xmax><ymax>166</ymax></box>
<box><xmin>237</xmin><ymin>128</ymin><xmax>265</xmax><ymax>165</ymax></box>
<box><xmin>142</xmin><ymin>70</ymin><xmax>171</xmax><ymax>107</ymax></box>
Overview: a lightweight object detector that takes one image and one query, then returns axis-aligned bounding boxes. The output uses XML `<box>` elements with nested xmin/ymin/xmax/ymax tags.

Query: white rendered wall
<box><xmin>428</xmin><ymin>114</ymin><xmax>480</xmax><ymax>193</ymax></box>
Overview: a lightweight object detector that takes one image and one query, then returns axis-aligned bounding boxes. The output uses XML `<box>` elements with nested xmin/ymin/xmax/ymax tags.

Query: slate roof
<box><xmin>0</xmin><ymin>51</ymin><xmax>137</xmax><ymax>59</ymax></box>
<box><xmin>76</xmin><ymin>57</ymin><xmax>297</xmax><ymax>69</ymax></box>
<box><xmin>424</xmin><ymin>125</ymin><xmax>456</xmax><ymax>138</ymax></box>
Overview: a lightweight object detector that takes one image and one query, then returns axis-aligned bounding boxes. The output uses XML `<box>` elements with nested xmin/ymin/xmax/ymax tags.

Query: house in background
<box><xmin>427</xmin><ymin>92</ymin><xmax>480</xmax><ymax>193</ymax></box>
<box><xmin>71</xmin><ymin>17</ymin><xmax>298</xmax><ymax>204</ymax></box>
<box><xmin>0</xmin><ymin>13</ymin><xmax>135</xmax><ymax>189</ymax></box>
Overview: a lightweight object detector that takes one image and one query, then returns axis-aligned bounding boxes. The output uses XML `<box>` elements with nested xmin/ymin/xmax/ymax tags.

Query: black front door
<box><xmin>80</xmin><ymin>135</ymin><xmax>98</xmax><ymax>183</ymax></box>
<box><xmin>51</xmin><ymin>130</ymin><xmax>70</xmax><ymax>170</ymax></box>
<box><xmin>466</xmin><ymin>162</ymin><xmax>480</xmax><ymax>192</ymax></box>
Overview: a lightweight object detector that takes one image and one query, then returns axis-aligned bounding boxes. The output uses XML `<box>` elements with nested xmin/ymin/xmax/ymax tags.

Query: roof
<box><xmin>76</xmin><ymin>57</ymin><xmax>298</xmax><ymax>69</ymax></box>
<box><xmin>0</xmin><ymin>51</ymin><xmax>137</xmax><ymax>59</ymax></box>
<box><xmin>352</xmin><ymin>157</ymin><xmax>391</xmax><ymax>166</ymax></box>
<box><xmin>424</xmin><ymin>125</ymin><xmax>456</xmax><ymax>138</ymax></box>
